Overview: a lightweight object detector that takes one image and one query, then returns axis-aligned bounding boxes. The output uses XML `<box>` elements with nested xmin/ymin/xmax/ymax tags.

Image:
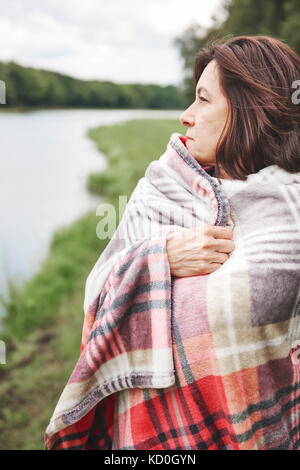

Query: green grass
<box><xmin>87</xmin><ymin>119</ymin><xmax>185</xmax><ymax>197</ymax></box>
<box><xmin>0</xmin><ymin>118</ymin><xmax>185</xmax><ymax>449</ymax></box>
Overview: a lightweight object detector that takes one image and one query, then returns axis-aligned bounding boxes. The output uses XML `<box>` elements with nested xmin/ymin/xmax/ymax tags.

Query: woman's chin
<box><xmin>187</xmin><ymin>146</ymin><xmax>204</xmax><ymax>163</ymax></box>
<box><xmin>186</xmin><ymin>140</ymin><xmax>196</xmax><ymax>157</ymax></box>
<box><xmin>187</xmin><ymin>146</ymin><xmax>216</xmax><ymax>167</ymax></box>
<box><xmin>186</xmin><ymin>142</ymin><xmax>202</xmax><ymax>160</ymax></box>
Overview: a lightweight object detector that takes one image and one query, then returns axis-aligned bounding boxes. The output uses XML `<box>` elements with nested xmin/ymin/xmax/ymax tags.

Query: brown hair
<box><xmin>194</xmin><ymin>35</ymin><xmax>300</xmax><ymax>180</ymax></box>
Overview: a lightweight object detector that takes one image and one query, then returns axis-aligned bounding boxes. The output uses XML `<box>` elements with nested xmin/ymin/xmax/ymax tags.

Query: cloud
<box><xmin>0</xmin><ymin>0</ymin><xmax>223</xmax><ymax>85</ymax></box>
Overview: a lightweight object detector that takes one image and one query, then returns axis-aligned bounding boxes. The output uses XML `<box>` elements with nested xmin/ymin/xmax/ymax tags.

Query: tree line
<box><xmin>0</xmin><ymin>60</ymin><xmax>187</xmax><ymax>109</ymax></box>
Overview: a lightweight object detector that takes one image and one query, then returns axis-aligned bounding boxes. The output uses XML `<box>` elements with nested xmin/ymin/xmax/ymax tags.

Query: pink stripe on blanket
<box><xmin>132</xmin><ymin>289</ymin><xmax>170</xmax><ymax>304</ymax></box>
<box><xmin>172</xmin><ymin>275</ymin><xmax>210</xmax><ymax>336</ymax></box>
<box><xmin>150</xmin><ymin>309</ymin><xmax>170</xmax><ymax>349</ymax></box>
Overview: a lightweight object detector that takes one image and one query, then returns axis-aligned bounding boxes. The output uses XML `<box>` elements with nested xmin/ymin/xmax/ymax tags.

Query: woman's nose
<box><xmin>180</xmin><ymin>105</ymin><xmax>195</xmax><ymax>127</ymax></box>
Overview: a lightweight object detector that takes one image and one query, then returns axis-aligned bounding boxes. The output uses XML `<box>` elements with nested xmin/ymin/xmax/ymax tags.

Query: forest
<box><xmin>0</xmin><ymin>60</ymin><xmax>186</xmax><ymax>109</ymax></box>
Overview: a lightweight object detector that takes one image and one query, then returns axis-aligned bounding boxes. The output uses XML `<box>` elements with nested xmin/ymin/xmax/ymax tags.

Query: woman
<box><xmin>45</xmin><ymin>35</ymin><xmax>300</xmax><ymax>450</ymax></box>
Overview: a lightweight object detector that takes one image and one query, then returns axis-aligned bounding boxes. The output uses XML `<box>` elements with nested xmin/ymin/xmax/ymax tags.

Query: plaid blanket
<box><xmin>44</xmin><ymin>133</ymin><xmax>300</xmax><ymax>450</ymax></box>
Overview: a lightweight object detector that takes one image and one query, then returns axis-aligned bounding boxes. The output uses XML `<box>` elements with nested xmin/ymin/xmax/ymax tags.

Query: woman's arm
<box><xmin>166</xmin><ymin>225</ymin><xmax>235</xmax><ymax>277</ymax></box>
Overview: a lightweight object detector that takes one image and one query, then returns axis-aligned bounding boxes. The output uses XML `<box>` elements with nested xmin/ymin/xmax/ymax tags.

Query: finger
<box><xmin>208</xmin><ymin>226</ymin><xmax>233</xmax><ymax>240</ymax></box>
<box><xmin>206</xmin><ymin>263</ymin><xmax>222</xmax><ymax>273</ymax></box>
<box><xmin>206</xmin><ymin>252</ymin><xmax>228</xmax><ymax>264</ymax></box>
<box><xmin>211</xmin><ymin>252</ymin><xmax>229</xmax><ymax>264</ymax></box>
<box><xmin>213</xmin><ymin>240</ymin><xmax>235</xmax><ymax>253</ymax></box>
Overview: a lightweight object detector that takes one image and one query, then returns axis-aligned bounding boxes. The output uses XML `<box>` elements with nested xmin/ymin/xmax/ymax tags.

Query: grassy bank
<box><xmin>0</xmin><ymin>118</ymin><xmax>185</xmax><ymax>449</ymax></box>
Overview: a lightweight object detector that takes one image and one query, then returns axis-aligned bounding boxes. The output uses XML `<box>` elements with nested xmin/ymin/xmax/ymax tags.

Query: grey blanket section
<box><xmin>220</xmin><ymin>168</ymin><xmax>300</xmax><ymax>344</ymax></box>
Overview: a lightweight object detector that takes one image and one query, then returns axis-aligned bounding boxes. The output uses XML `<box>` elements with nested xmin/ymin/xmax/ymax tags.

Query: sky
<box><xmin>0</xmin><ymin>0</ymin><xmax>225</xmax><ymax>86</ymax></box>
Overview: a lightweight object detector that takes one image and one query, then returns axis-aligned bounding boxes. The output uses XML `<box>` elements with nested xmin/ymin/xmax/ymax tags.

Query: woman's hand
<box><xmin>166</xmin><ymin>225</ymin><xmax>235</xmax><ymax>277</ymax></box>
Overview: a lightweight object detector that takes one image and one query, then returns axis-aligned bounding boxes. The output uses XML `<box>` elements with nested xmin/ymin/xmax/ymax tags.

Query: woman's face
<box><xmin>180</xmin><ymin>59</ymin><xmax>229</xmax><ymax>167</ymax></box>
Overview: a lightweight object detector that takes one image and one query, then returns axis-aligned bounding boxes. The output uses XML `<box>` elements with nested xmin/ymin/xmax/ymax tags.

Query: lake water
<box><xmin>0</xmin><ymin>108</ymin><xmax>181</xmax><ymax>313</ymax></box>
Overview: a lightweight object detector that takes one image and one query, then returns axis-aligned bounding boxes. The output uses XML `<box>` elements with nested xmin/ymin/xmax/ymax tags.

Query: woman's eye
<box><xmin>196</xmin><ymin>95</ymin><xmax>207</xmax><ymax>103</ymax></box>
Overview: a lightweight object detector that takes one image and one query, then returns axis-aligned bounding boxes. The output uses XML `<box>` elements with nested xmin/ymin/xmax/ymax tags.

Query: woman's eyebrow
<box><xmin>196</xmin><ymin>86</ymin><xmax>212</xmax><ymax>98</ymax></box>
